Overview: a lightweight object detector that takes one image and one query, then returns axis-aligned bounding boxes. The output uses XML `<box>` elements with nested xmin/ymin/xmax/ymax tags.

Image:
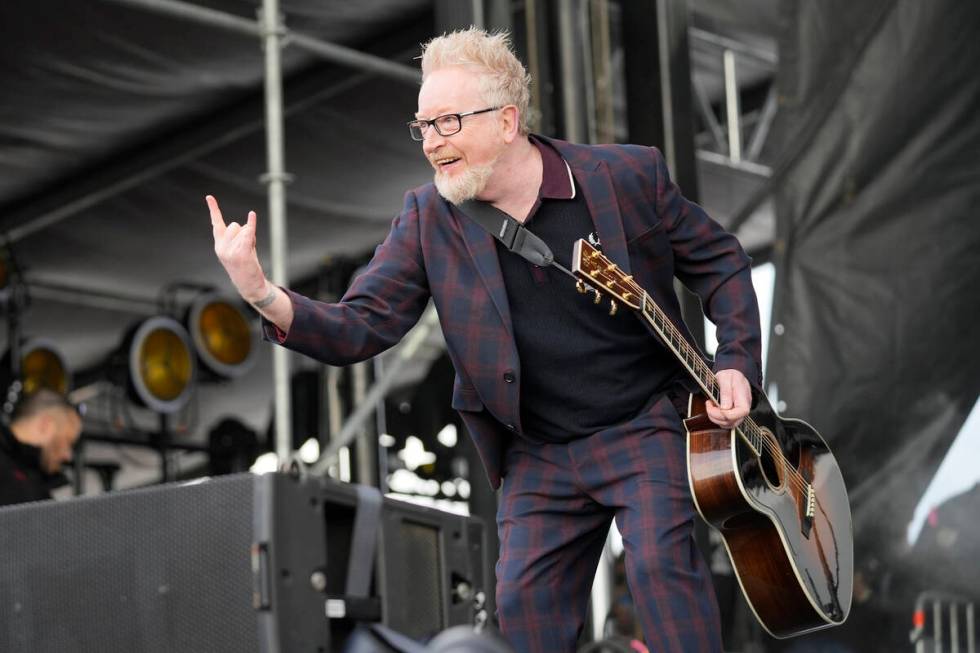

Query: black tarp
<box><xmin>764</xmin><ymin>0</ymin><xmax>980</xmax><ymax>647</ymax></box>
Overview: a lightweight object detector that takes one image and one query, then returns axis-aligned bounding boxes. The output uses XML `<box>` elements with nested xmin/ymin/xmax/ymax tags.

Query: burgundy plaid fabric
<box><xmin>495</xmin><ymin>395</ymin><xmax>722</xmax><ymax>652</ymax></box>
<box><xmin>270</xmin><ymin>136</ymin><xmax>761</xmax><ymax>491</ymax></box>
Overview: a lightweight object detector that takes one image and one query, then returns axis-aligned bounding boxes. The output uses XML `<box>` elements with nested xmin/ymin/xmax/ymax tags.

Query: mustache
<box><xmin>427</xmin><ymin>149</ymin><xmax>461</xmax><ymax>165</ymax></box>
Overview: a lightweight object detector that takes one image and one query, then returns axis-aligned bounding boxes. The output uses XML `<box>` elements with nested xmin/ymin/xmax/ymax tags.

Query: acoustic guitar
<box><xmin>571</xmin><ymin>239</ymin><xmax>852</xmax><ymax>638</ymax></box>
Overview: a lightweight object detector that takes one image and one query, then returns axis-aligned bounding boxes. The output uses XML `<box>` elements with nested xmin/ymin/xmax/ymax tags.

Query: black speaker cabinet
<box><xmin>0</xmin><ymin>472</ymin><xmax>487</xmax><ymax>652</ymax></box>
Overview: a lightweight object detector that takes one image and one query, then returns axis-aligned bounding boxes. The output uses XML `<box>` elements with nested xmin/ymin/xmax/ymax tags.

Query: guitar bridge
<box><xmin>800</xmin><ymin>483</ymin><xmax>815</xmax><ymax>538</ymax></box>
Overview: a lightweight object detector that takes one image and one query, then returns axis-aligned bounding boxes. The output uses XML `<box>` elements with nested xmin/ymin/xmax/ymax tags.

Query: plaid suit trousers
<box><xmin>495</xmin><ymin>394</ymin><xmax>722</xmax><ymax>653</ymax></box>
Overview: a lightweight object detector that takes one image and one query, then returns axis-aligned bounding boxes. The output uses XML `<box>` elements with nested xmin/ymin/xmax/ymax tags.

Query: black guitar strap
<box><xmin>457</xmin><ymin>199</ymin><xmax>578</xmax><ymax>280</ymax></box>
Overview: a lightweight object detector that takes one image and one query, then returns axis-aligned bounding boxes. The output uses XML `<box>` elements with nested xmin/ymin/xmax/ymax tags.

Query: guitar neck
<box><xmin>638</xmin><ymin>291</ymin><xmax>720</xmax><ymax>404</ymax></box>
<box><xmin>639</xmin><ymin>292</ymin><xmax>766</xmax><ymax>456</ymax></box>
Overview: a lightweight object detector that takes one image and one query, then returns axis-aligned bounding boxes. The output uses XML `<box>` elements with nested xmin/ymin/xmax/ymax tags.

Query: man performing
<box><xmin>208</xmin><ymin>28</ymin><xmax>761</xmax><ymax>653</ymax></box>
<box><xmin>0</xmin><ymin>387</ymin><xmax>82</xmax><ymax>507</ymax></box>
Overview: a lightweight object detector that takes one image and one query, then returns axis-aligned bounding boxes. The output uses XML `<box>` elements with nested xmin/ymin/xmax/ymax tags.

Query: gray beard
<box><xmin>433</xmin><ymin>162</ymin><xmax>495</xmax><ymax>206</ymax></box>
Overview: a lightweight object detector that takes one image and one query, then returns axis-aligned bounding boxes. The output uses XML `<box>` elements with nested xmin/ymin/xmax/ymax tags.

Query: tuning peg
<box><xmin>609</xmin><ymin>301</ymin><xmax>618</xmax><ymax>316</ymax></box>
<box><xmin>593</xmin><ymin>292</ymin><xmax>601</xmax><ymax>305</ymax></box>
<box><xmin>576</xmin><ymin>280</ymin><xmax>586</xmax><ymax>294</ymax></box>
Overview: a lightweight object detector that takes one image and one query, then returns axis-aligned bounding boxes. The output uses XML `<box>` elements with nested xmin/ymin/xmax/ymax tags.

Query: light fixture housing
<box><xmin>2</xmin><ymin>338</ymin><xmax>72</xmax><ymax>398</ymax></box>
<box><xmin>125</xmin><ymin>316</ymin><xmax>196</xmax><ymax>414</ymax></box>
<box><xmin>20</xmin><ymin>339</ymin><xmax>71</xmax><ymax>395</ymax></box>
<box><xmin>186</xmin><ymin>292</ymin><xmax>255</xmax><ymax>380</ymax></box>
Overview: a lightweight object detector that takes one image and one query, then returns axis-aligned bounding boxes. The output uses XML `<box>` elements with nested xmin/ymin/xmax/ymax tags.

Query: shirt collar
<box><xmin>530</xmin><ymin>135</ymin><xmax>576</xmax><ymax>200</ymax></box>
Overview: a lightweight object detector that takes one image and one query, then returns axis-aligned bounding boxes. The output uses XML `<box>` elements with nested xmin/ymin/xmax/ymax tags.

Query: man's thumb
<box><xmin>719</xmin><ymin>376</ymin><xmax>732</xmax><ymax>409</ymax></box>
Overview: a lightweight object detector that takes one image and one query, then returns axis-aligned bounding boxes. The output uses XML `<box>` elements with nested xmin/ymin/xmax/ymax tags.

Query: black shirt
<box><xmin>495</xmin><ymin>138</ymin><xmax>683</xmax><ymax>442</ymax></box>
<box><xmin>0</xmin><ymin>422</ymin><xmax>56</xmax><ymax>507</ymax></box>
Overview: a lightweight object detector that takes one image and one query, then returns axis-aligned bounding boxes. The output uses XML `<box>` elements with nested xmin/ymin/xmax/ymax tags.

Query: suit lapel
<box><xmin>452</xmin><ymin>205</ymin><xmax>515</xmax><ymax>340</ymax></box>
<box><xmin>571</xmin><ymin>159</ymin><xmax>632</xmax><ymax>276</ymax></box>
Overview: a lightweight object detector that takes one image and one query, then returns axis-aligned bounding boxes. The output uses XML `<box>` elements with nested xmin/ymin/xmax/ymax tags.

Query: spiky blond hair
<box><xmin>420</xmin><ymin>27</ymin><xmax>532</xmax><ymax>135</ymax></box>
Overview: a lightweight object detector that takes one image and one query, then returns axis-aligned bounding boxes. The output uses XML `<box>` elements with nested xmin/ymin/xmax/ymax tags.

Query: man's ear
<box><xmin>500</xmin><ymin>105</ymin><xmax>521</xmax><ymax>143</ymax></box>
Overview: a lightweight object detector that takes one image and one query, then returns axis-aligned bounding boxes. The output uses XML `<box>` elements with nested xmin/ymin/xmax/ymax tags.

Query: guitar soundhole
<box><xmin>757</xmin><ymin>427</ymin><xmax>784</xmax><ymax>491</ymax></box>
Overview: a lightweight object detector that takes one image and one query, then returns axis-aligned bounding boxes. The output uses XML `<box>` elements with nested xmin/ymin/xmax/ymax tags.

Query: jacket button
<box><xmin>506</xmin><ymin>423</ymin><xmax>516</xmax><ymax>431</ymax></box>
<box><xmin>503</xmin><ymin>371</ymin><xmax>515</xmax><ymax>383</ymax></box>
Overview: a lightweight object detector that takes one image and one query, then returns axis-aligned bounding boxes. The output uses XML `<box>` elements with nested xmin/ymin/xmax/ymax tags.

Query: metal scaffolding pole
<box><xmin>258</xmin><ymin>0</ymin><xmax>292</xmax><ymax>461</ymax></box>
<box><xmin>557</xmin><ymin>2</ymin><xmax>587</xmax><ymax>143</ymax></box>
<box><xmin>351</xmin><ymin>361</ymin><xmax>377</xmax><ymax>487</ymax></box>
<box><xmin>101</xmin><ymin>0</ymin><xmax>419</xmax><ymax>84</ymax></box>
<box><xmin>26</xmin><ymin>281</ymin><xmax>160</xmax><ymax>315</ymax></box>
<box><xmin>723</xmin><ymin>49</ymin><xmax>742</xmax><ymax>163</ymax></box>
<box><xmin>745</xmin><ymin>85</ymin><xmax>779</xmax><ymax>162</ymax></box>
<box><xmin>692</xmin><ymin>77</ymin><xmax>727</xmax><ymax>152</ymax></box>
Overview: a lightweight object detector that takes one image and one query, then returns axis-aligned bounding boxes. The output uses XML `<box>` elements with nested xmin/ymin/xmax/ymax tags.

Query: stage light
<box><xmin>124</xmin><ymin>316</ymin><xmax>196</xmax><ymax>413</ymax></box>
<box><xmin>19</xmin><ymin>339</ymin><xmax>71</xmax><ymax>396</ymax></box>
<box><xmin>0</xmin><ymin>339</ymin><xmax>71</xmax><ymax>399</ymax></box>
<box><xmin>186</xmin><ymin>292</ymin><xmax>255</xmax><ymax>379</ymax></box>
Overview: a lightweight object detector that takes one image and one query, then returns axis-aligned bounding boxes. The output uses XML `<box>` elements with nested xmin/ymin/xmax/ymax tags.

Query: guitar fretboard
<box><xmin>638</xmin><ymin>290</ymin><xmax>764</xmax><ymax>456</ymax></box>
<box><xmin>643</xmin><ymin>297</ymin><xmax>719</xmax><ymax>400</ymax></box>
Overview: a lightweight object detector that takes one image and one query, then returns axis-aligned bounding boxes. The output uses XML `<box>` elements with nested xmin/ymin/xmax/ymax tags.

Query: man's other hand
<box><xmin>705</xmin><ymin>369</ymin><xmax>752</xmax><ymax>429</ymax></box>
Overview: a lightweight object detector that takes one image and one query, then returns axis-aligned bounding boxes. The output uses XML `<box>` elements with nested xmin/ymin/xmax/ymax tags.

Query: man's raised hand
<box><xmin>206</xmin><ymin>195</ymin><xmax>269</xmax><ymax>303</ymax></box>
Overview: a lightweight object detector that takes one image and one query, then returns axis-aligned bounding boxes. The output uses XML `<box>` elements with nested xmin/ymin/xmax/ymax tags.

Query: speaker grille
<box><xmin>0</xmin><ymin>474</ymin><xmax>486</xmax><ymax>652</ymax></box>
<box><xmin>0</xmin><ymin>475</ymin><xmax>256</xmax><ymax>653</ymax></box>
<box><xmin>396</xmin><ymin>519</ymin><xmax>443</xmax><ymax>638</ymax></box>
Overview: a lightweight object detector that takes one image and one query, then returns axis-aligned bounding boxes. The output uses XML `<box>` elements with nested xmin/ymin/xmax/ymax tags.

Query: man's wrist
<box><xmin>250</xmin><ymin>284</ymin><xmax>278</xmax><ymax>309</ymax></box>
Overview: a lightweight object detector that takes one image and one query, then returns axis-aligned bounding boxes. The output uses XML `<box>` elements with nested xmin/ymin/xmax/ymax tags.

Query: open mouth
<box><xmin>433</xmin><ymin>156</ymin><xmax>462</xmax><ymax>173</ymax></box>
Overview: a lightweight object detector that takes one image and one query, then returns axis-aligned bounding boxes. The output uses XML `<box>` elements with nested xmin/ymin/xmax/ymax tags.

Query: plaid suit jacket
<box><xmin>270</xmin><ymin>136</ymin><xmax>762</xmax><ymax>489</ymax></box>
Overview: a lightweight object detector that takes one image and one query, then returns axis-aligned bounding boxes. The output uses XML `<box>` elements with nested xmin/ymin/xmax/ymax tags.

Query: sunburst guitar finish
<box><xmin>685</xmin><ymin>394</ymin><xmax>852</xmax><ymax>637</ymax></box>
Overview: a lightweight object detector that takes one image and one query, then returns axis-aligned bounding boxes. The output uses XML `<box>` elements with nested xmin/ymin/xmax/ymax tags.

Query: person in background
<box><xmin>0</xmin><ymin>386</ymin><xmax>82</xmax><ymax>507</ymax></box>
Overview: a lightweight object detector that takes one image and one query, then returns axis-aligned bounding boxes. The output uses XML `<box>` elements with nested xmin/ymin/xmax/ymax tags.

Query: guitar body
<box><xmin>685</xmin><ymin>393</ymin><xmax>853</xmax><ymax>638</ymax></box>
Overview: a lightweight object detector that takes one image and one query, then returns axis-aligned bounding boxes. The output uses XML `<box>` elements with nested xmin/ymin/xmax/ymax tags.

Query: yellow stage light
<box><xmin>20</xmin><ymin>341</ymin><xmax>70</xmax><ymax>396</ymax></box>
<box><xmin>187</xmin><ymin>293</ymin><xmax>255</xmax><ymax>379</ymax></box>
<box><xmin>126</xmin><ymin>316</ymin><xmax>196</xmax><ymax>413</ymax></box>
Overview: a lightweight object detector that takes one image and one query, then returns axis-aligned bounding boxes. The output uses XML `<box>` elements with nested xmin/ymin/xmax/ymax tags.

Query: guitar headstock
<box><xmin>572</xmin><ymin>239</ymin><xmax>643</xmax><ymax>310</ymax></box>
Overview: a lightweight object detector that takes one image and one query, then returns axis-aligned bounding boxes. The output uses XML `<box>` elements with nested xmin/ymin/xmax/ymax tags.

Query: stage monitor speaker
<box><xmin>377</xmin><ymin>493</ymin><xmax>488</xmax><ymax>641</ymax></box>
<box><xmin>0</xmin><ymin>472</ymin><xmax>487</xmax><ymax>653</ymax></box>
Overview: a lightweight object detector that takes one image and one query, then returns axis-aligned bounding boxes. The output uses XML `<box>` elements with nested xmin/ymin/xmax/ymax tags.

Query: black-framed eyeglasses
<box><xmin>407</xmin><ymin>107</ymin><xmax>500</xmax><ymax>141</ymax></box>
